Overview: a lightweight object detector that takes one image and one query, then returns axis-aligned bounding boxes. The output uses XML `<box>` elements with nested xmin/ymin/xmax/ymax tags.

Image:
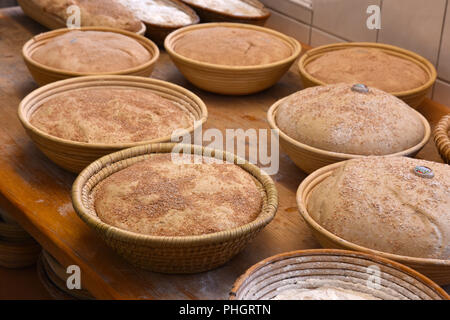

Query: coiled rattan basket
<box><xmin>434</xmin><ymin>113</ymin><xmax>450</xmax><ymax>164</ymax></box>
<box><xmin>230</xmin><ymin>249</ymin><xmax>449</xmax><ymax>300</ymax></box>
<box><xmin>72</xmin><ymin>143</ymin><xmax>278</xmax><ymax>273</ymax></box>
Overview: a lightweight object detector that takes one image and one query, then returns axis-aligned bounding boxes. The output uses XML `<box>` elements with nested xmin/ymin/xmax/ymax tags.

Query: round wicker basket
<box><xmin>267</xmin><ymin>97</ymin><xmax>431</xmax><ymax>173</ymax></box>
<box><xmin>230</xmin><ymin>249</ymin><xmax>449</xmax><ymax>300</ymax></box>
<box><xmin>434</xmin><ymin>113</ymin><xmax>450</xmax><ymax>164</ymax></box>
<box><xmin>18</xmin><ymin>75</ymin><xmax>208</xmax><ymax>173</ymax></box>
<box><xmin>164</xmin><ymin>22</ymin><xmax>301</xmax><ymax>95</ymax></box>
<box><xmin>71</xmin><ymin>143</ymin><xmax>278</xmax><ymax>273</ymax></box>
<box><xmin>22</xmin><ymin>26</ymin><xmax>159</xmax><ymax>86</ymax></box>
<box><xmin>296</xmin><ymin>161</ymin><xmax>450</xmax><ymax>285</ymax></box>
<box><xmin>298</xmin><ymin>42</ymin><xmax>437</xmax><ymax>109</ymax></box>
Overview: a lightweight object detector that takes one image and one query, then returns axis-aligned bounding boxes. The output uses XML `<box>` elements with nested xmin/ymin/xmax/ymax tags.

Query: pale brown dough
<box><xmin>305</xmin><ymin>47</ymin><xmax>429</xmax><ymax>92</ymax></box>
<box><xmin>30</xmin><ymin>87</ymin><xmax>194</xmax><ymax>144</ymax></box>
<box><xmin>307</xmin><ymin>156</ymin><xmax>450</xmax><ymax>260</ymax></box>
<box><xmin>276</xmin><ymin>83</ymin><xmax>425</xmax><ymax>155</ymax></box>
<box><xmin>32</xmin><ymin>31</ymin><xmax>150</xmax><ymax>73</ymax></box>
<box><xmin>173</xmin><ymin>27</ymin><xmax>292</xmax><ymax>66</ymax></box>
<box><xmin>93</xmin><ymin>154</ymin><xmax>264</xmax><ymax>236</ymax></box>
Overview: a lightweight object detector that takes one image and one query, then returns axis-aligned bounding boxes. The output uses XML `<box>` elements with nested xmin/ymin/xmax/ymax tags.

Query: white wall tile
<box><xmin>310</xmin><ymin>27</ymin><xmax>347</xmax><ymax>47</ymax></box>
<box><xmin>265</xmin><ymin>9</ymin><xmax>311</xmax><ymax>44</ymax></box>
<box><xmin>433</xmin><ymin>79</ymin><xmax>450</xmax><ymax>107</ymax></box>
<box><xmin>261</xmin><ymin>0</ymin><xmax>313</xmax><ymax>24</ymax></box>
<box><xmin>378</xmin><ymin>0</ymin><xmax>446</xmax><ymax>66</ymax></box>
<box><xmin>438</xmin><ymin>2</ymin><xmax>450</xmax><ymax>82</ymax></box>
<box><xmin>312</xmin><ymin>0</ymin><xmax>380</xmax><ymax>42</ymax></box>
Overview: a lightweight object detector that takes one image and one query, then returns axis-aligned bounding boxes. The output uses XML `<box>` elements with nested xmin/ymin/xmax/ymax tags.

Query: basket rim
<box><xmin>22</xmin><ymin>26</ymin><xmax>159</xmax><ymax>77</ymax></box>
<box><xmin>139</xmin><ymin>0</ymin><xmax>200</xmax><ymax>29</ymax></box>
<box><xmin>71</xmin><ymin>143</ymin><xmax>278</xmax><ymax>246</ymax></box>
<box><xmin>17</xmin><ymin>75</ymin><xmax>208</xmax><ymax>150</ymax></box>
<box><xmin>267</xmin><ymin>95</ymin><xmax>431</xmax><ymax>160</ymax></box>
<box><xmin>296</xmin><ymin>160</ymin><xmax>450</xmax><ymax>267</ymax></box>
<box><xmin>433</xmin><ymin>113</ymin><xmax>450</xmax><ymax>160</ymax></box>
<box><xmin>164</xmin><ymin>22</ymin><xmax>301</xmax><ymax>71</ymax></box>
<box><xmin>181</xmin><ymin>0</ymin><xmax>271</xmax><ymax>20</ymax></box>
<box><xmin>298</xmin><ymin>42</ymin><xmax>437</xmax><ymax>97</ymax></box>
<box><xmin>229</xmin><ymin>248</ymin><xmax>450</xmax><ymax>300</ymax></box>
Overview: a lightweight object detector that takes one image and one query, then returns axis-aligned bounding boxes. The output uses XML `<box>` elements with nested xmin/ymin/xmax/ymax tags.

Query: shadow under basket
<box><xmin>71</xmin><ymin>143</ymin><xmax>278</xmax><ymax>273</ymax></box>
<box><xmin>298</xmin><ymin>42</ymin><xmax>437</xmax><ymax>109</ymax></box>
<box><xmin>296</xmin><ymin>161</ymin><xmax>450</xmax><ymax>285</ymax></box>
<box><xmin>230</xmin><ymin>249</ymin><xmax>449</xmax><ymax>300</ymax></box>
<box><xmin>434</xmin><ymin>113</ymin><xmax>450</xmax><ymax>164</ymax></box>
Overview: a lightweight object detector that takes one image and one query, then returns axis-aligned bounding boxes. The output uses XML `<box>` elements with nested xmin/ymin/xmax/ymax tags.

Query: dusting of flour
<box><xmin>117</xmin><ymin>0</ymin><xmax>193</xmax><ymax>26</ymax></box>
<box><xmin>272</xmin><ymin>287</ymin><xmax>378</xmax><ymax>300</ymax></box>
<box><xmin>188</xmin><ymin>0</ymin><xmax>262</xmax><ymax>16</ymax></box>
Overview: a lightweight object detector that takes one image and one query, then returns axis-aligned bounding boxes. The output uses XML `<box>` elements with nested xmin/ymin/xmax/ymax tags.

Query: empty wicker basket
<box><xmin>71</xmin><ymin>143</ymin><xmax>278</xmax><ymax>273</ymax></box>
<box><xmin>230</xmin><ymin>249</ymin><xmax>449</xmax><ymax>300</ymax></box>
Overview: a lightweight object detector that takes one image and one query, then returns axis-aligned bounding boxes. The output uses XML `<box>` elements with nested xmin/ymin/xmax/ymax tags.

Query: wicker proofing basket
<box><xmin>230</xmin><ymin>249</ymin><xmax>449</xmax><ymax>300</ymax></box>
<box><xmin>17</xmin><ymin>0</ymin><xmax>147</xmax><ymax>36</ymax></box>
<box><xmin>71</xmin><ymin>143</ymin><xmax>278</xmax><ymax>273</ymax></box>
<box><xmin>18</xmin><ymin>75</ymin><xmax>208</xmax><ymax>173</ymax></box>
<box><xmin>298</xmin><ymin>42</ymin><xmax>437</xmax><ymax>109</ymax></box>
<box><xmin>141</xmin><ymin>0</ymin><xmax>199</xmax><ymax>46</ymax></box>
<box><xmin>434</xmin><ymin>113</ymin><xmax>450</xmax><ymax>164</ymax></box>
<box><xmin>180</xmin><ymin>0</ymin><xmax>270</xmax><ymax>25</ymax></box>
<box><xmin>296</xmin><ymin>161</ymin><xmax>450</xmax><ymax>285</ymax></box>
<box><xmin>164</xmin><ymin>22</ymin><xmax>301</xmax><ymax>95</ymax></box>
<box><xmin>22</xmin><ymin>26</ymin><xmax>158</xmax><ymax>86</ymax></box>
<box><xmin>267</xmin><ymin>97</ymin><xmax>431</xmax><ymax>173</ymax></box>
<box><xmin>40</xmin><ymin>251</ymin><xmax>94</xmax><ymax>300</ymax></box>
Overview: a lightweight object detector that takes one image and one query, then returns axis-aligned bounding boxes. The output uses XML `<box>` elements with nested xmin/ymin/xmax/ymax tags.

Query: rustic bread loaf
<box><xmin>30</xmin><ymin>87</ymin><xmax>194</xmax><ymax>144</ymax></box>
<box><xmin>93</xmin><ymin>154</ymin><xmax>264</xmax><ymax>236</ymax></box>
<box><xmin>31</xmin><ymin>30</ymin><xmax>150</xmax><ymax>73</ymax></box>
<box><xmin>307</xmin><ymin>156</ymin><xmax>450</xmax><ymax>260</ymax></box>
<box><xmin>183</xmin><ymin>0</ymin><xmax>265</xmax><ymax>17</ymax></box>
<box><xmin>173</xmin><ymin>26</ymin><xmax>291</xmax><ymax>66</ymax></box>
<box><xmin>305</xmin><ymin>47</ymin><xmax>429</xmax><ymax>92</ymax></box>
<box><xmin>31</xmin><ymin>0</ymin><xmax>142</xmax><ymax>32</ymax></box>
<box><xmin>276</xmin><ymin>83</ymin><xmax>426</xmax><ymax>155</ymax></box>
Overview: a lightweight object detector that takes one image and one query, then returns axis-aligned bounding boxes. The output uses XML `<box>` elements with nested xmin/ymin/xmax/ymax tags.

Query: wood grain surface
<box><xmin>0</xmin><ymin>6</ymin><xmax>448</xmax><ymax>299</ymax></box>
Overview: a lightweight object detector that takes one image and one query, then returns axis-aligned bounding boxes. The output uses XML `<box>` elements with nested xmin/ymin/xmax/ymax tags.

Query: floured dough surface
<box><xmin>93</xmin><ymin>154</ymin><xmax>264</xmax><ymax>236</ymax></box>
<box><xmin>185</xmin><ymin>0</ymin><xmax>264</xmax><ymax>17</ymax></box>
<box><xmin>30</xmin><ymin>87</ymin><xmax>194</xmax><ymax>144</ymax></box>
<box><xmin>117</xmin><ymin>0</ymin><xmax>194</xmax><ymax>26</ymax></box>
<box><xmin>32</xmin><ymin>31</ymin><xmax>150</xmax><ymax>73</ymax></box>
<box><xmin>174</xmin><ymin>27</ymin><xmax>291</xmax><ymax>66</ymax></box>
<box><xmin>276</xmin><ymin>83</ymin><xmax>425</xmax><ymax>155</ymax></box>
<box><xmin>273</xmin><ymin>287</ymin><xmax>379</xmax><ymax>300</ymax></box>
<box><xmin>305</xmin><ymin>47</ymin><xmax>429</xmax><ymax>92</ymax></box>
<box><xmin>31</xmin><ymin>0</ymin><xmax>143</xmax><ymax>32</ymax></box>
<box><xmin>308</xmin><ymin>156</ymin><xmax>450</xmax><ymax>260</ymax></box>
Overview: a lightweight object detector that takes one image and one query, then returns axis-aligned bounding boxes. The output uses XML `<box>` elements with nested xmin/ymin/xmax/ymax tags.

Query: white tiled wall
<box><xmin>261</xmin><ymin>0</ymin><xmax>450</xmax><ymax>108</ymax></box>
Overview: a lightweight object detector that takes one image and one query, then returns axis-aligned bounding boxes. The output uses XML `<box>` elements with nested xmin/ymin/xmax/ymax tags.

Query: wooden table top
<box><xmin>0</xmin><ymin>7</ymin><xmax>449</xmax><ymax>299</ymax></box>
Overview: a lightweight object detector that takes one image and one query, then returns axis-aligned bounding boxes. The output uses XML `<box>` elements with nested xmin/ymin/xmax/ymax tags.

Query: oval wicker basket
<box><xmin>267</xmin><ymin>96</ymin><xmax>431</xmax><ymax>173</ymax></box>
<box><xmin>18</xmin><ymin>75</ymin><xmax>208</xmax><ymax>173</ymax></box>
<box><xmin>71</xmin><ymin>143</ymin><xmax>278</xmax><ymax>273</ymax></box>
<box><xmin>230</xmin><ymin>249</ymin><xmax>449</xmax><ymax>300</ymax></box>
<box><xmin>139</xmin><ymin>0</ymin><xmax>200</xmax><ymax>46</ymax></box>
<box><xmin>39</xmin><ymin>251</ymin><xmax>93</xmax><ymax>300</ymax></box>
<box><xmin>164</xmin><ymin>22</ymin><xmax>301</xmax><ymax>95</ymax></box>
<box><xmin>22</xmin><ymin>26</ymin><xmax>159</xmax><ymax>86</ymax></box>
<box><xmin>296</xmin><ymin>161</ymin><xmax>450</xmax><ymax>285</ymax></box>
<box><xmin>180</xmin><ymin>0</ymin><xmax>270</xmax><ymax>25</ymax></box>
<box><xmin>17</xmin><ymin>0</ymin><xmax>147</xmax><ymax>36</ymax></box>
<box><xmin>298</xmin><ymin>42</ymin><xmax>437</xmax><ymax>109</ymax></box>
<box><xmin>434</xmin><ymin>113</ymin><xmax>450</xmax><ymax>164</ymax></box>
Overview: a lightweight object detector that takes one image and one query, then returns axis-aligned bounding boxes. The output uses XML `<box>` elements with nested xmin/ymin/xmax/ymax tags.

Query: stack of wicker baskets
<box><xmin>0</xmin><ymin>209</ymin><xmax>41</xmax><ymax>268</ymax></box>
